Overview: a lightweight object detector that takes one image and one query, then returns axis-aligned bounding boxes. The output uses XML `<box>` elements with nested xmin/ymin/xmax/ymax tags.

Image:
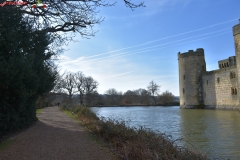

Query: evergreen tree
<box><xmin>0</xmin><ymin>6</ymin><xmax>57</xmax><ymax>137</ymax></box>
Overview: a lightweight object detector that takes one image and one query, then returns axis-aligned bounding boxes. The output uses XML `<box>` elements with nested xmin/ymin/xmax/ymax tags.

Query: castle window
<box><xmin>217</xmin><ymin>78</ymin><xmax>220</xmax><ymax>83</ymax></box>
<box><xmin>233</xmin><ymin>72</ymin><xmax>236</xmax><ymax>78</ymax></box>
<box><xmin>224</xmin><ymin>63</ymin><xmax>227</xmax><ymax>67</ymax></box>
<box><xmin>183</xmin><ymin>88</ymin><xmax>185</xmax><ymax>94</ymax></box>
<box><xmin>219</xmin><ymin>64</ymin><xmax>221</xmax><ymax>69</ymax></box>
<box><xmin>227</xmin><ymin>63</ymin><xmax>229</xmax><ymax>67</ymax></box>
<box><xmin>235</xmin><ymin>88</ymin><xmax>237</xmax><ymax>95</ymax></box>
<box><xmin>231</xmin><ymin>88</ymin><xmax>234</xmax><ymax>95</ymax></box>
<box><xmin>202</xmin><ymin>65</ymin><xmax>205</xmax><ymax>71</ymax></box>
<box><xmin>222</xmin><ymin>64</ymin><xmax>224</xmax><ymax>68</ymax></box>
<box><xmin>230</xmin><ymin>72</ymin><xmax>233</xmax><ymax>79</ymax></box>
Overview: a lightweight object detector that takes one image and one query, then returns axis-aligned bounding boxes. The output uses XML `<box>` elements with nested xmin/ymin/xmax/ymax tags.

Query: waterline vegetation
<box><xmin>60</xmin><ymin>104</ymin><xmax>208</xmax><ymax>160</ymax></box>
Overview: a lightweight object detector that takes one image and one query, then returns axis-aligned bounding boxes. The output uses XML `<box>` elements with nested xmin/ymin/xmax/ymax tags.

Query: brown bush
<box><xmin>61</xmin><ymin>105</ymin><xmax>209</xmax><ymax>160</ymax></box>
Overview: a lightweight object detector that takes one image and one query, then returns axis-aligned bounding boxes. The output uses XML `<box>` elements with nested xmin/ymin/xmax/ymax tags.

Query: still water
<box><xmin>91</xmin><ymin>106</ymin><xmax>240</xmax><ymax>159</ymax></box>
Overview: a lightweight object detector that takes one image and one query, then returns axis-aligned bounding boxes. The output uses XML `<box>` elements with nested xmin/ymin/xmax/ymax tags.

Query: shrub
<box><xmin>61</xmin><ymin>105</ymin><xmax>209</xmax><ymax>160</ymax></box>
<box><xmin>0</xmin><ymin>7</ymin><xmax>57</xmax><ymax>138</ymax></box>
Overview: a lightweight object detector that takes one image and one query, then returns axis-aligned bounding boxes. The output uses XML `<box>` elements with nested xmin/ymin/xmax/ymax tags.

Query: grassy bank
<box><xmin>61</xmin><ymin>104</ymin><xmax>208</xmax><ymax>160</ymax></box>
<box><xmin>36</xmin><ymin>108</ymin><xmax>43</xmax><ymax>114</ymax></box>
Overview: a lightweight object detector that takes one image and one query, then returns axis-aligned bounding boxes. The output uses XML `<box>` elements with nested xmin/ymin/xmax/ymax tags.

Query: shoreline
<box><xmin>181</xmin><ymin>105</ymin><xmax>240</xmax><ymax>111</ymax></box>
<box><xmin>91</xmin><ymin>105</ymin><xmax>240</xmax><ymax>111</ymax></box>
<box><xmin>91</xmin><ymin>104</ymin><xmax>180</xmax><ymax>107</ymax></box>
<box><xmin>61</xmin><ymin>104</ymin><xmax>208</xmax><ymax>159</ymax></box>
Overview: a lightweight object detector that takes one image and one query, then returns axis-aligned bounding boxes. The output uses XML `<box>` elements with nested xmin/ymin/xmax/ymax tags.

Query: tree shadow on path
<box><xmin>0</xmin><ymin>106</ymin><xmax>115</xmax><ymax>160</ymax></box>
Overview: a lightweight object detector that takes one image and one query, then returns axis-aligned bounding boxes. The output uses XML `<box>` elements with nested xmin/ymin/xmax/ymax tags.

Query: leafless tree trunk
<box><xmin>74</xmin><ymin>71</ymin><xmax>86</xmax><ymax>105</ymax></box>
<box><xmin>84</xmin><ymin>76</ymin><xmax>98</xmax><ymax>106</ymax></box>
<box><xmin>52</xmin><ymin>72</ymin><xmax>65</xmax><ymax>93</ymax></box>
<box><xmin>136</xmin><ymin>88</ymin><xmax>150</xmax><ymax>105</ymax></box>
<box><xmin>147</xmin><ymin>80</ymin><xmax>160</xmax><ymax>106</ymax></box>
<box><xmin>61</xmin><ymin>72</ymin><xmax>75</xmax><ymax>103</ymax></box>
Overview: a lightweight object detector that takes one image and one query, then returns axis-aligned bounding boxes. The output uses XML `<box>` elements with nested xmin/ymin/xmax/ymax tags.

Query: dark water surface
<box><xmin>91</xmin><ymin>106</ymin><xmax>240</xmax><ymax>159</ymax></box>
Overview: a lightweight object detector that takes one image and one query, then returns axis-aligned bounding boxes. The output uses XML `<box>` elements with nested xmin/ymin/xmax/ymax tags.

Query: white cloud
<box><xmin>58</xmin><ymin>53</ymin><xmax>180</xmax><ymax>96</ymax></box>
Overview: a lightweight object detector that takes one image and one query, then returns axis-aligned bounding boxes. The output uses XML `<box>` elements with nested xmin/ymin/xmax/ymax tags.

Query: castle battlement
<box><xmin>178</xmin><ymin>48</ymin><xmax>204</xmax><ymax>58</ymax></box>
<box><xmin>218</xmin><ymin>56</ymin><xmax>236</xmax><ymax>69</ymax></box>
<box><xmin>233</xmin><ymin>23</ymin><xmax>240</xmax><ymax>36</ymax></box>
<box><xmin>178</xmin><ymin>22</ymin><xmax>240</xmax><ymax>110</ymax></box>
<box><xmin>203</xmin><ymin>65</ymin><xmax>237</xmax><ymax>75</ymax></box>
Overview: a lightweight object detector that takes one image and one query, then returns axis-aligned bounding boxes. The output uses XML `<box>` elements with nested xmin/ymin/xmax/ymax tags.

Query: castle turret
<box><xmin>233</xmin><ymin>21</ymin><xmax>240</xmax><ymax>104</ymax></box>
<box><xmin>178</xmin><ymin>48</ymin><xmax>206</xmax><ymax>108</ymax></box>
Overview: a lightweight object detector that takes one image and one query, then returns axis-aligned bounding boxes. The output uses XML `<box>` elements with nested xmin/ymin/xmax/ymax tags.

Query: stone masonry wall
<box><xmin>178</xmin><ymin>49</ymin><xmax>205</xmax><ymax>108</ymax></box>
<box><xmin>233</xmin><ymin>24</ymin><xmax>240</xmax><ymax>105</ymax></box>
<box><xmin>178</xmin><ymin>23</ymin><xmax>240</xmax><ymax>110</ymax></box>
<box><xmin>202</xmin><ymin>67</ymin><xmax>239</xmax><ymax>109</ymax></box>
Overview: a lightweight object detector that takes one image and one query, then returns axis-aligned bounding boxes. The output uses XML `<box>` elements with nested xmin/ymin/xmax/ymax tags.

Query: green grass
<box><xmin>60</xmin><ymin>108</ymin><xmax>85</xmax><ymax>129</ymax></box>
<box><xmin>0</xmin><ymin>139</ymin><xmax>16</xmax><ymax>150</ymax></box>
<box><xmin>61</xmin><ymin>109</ymin><xmax>78</xmax><ymax>121</ymax></box>
<box><xmin>36</xmin><ymin>108</ymin><xmax>42</xmax><ymax>114</ymax></box>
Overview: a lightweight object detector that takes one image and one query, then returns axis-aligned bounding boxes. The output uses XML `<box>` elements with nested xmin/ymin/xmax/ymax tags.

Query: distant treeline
<box><xmin>88</xmin><ymin>90</ymin><xmax>179</xmax><ymax>106</ymax></box>
<box><xmin>49</xmin><ymin>89</ymin><xmax>179</xmax><ymax>107</ymax></box>
<box><xmin>51</xmin><ymin>72</ymin><xmax>179</xmax><ymax>107</ymax></box>
<box><xmin>95</xmin><ymin>102</ymin><xmax>180</xmax><ymax>107</ymax></box>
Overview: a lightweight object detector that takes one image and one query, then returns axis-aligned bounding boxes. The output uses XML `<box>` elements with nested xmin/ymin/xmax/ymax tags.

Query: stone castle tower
<box><xmin>178</xmin><ymin>21</ymin><xmax>240</xmax><ymax>110</ymax></box>
<box><xmin>233</xmin><ymin>22</ymin><xmax>240</xmax><ymax>104</ymax></box>
<box><xmin>178</xmin><ymin>49</ymin><xmax>206</xmax><ymax>108</ymax></box>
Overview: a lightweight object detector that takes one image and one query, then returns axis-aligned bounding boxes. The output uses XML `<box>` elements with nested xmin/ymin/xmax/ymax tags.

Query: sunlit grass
<box><xmin>36</xmin><ymin>109</ymin><xmax>42</xmax><ymax>114</ymax></box>
<box><xmin>61</xmin><ymin>109</ymin><xmax>78</xmax><ymax>121</ymax></box>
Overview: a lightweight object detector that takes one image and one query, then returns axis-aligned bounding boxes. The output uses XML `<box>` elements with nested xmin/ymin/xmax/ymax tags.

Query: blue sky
<box><xmin>58</xmin><ymin>0</ymin><xmax>240</xmax><ymax>96</ymax></box>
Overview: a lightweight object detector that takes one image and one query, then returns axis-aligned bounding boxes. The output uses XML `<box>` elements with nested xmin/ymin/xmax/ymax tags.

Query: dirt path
<box><xmin>0</xmin><ymin>106</ymin><xmax>116</xmax><ymax>160</ymax></box>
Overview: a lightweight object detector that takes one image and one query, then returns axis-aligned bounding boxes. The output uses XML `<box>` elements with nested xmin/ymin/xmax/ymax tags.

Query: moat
<box><xmin>91</xmin><ymin>106</ymin><xmax>240</xmax><ymax>159</ymax></box>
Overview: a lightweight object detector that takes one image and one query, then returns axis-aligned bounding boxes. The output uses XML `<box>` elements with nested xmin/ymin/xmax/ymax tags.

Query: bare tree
<box><xmin>84</xmin><ymin>76</ymin><xmax>98</xmax><ymax>106</ymax></box>
<box><xmin>136</xmin><ymin>88</ymin><xmax>150</xmax><ymax>105</ymax></box>
<box><xmin>61</xmin><ymin>72</ymin><xmax>76</xmax><ymax>103</ymax></box>
<box><xmin>123</xmin><ymin>90</ymin><xmax>137</xmax><ymax>105</ymax></box>
<box><xmin>18</xmin><ymin>0</ymin><xmax>144</xmax><ymax>45</ymax></box>
<box><xmin>86</xmin><ymin>90</ymin><xmax>100</xmax><ymax>106</ymax></box>
<box><xmin>158</xmin><ymin>90</ymin><xmax>175</xmax><ymax>105</ymax></box>
<box><xmin>147</xmin><ymin>80</ymin><xmax>160</xmax><ymax>106</ymax></box>
<box><xmin>117</xmin><ymin>91</ymin><xmax>123</xmax><ymax>105</ymax></box>
<box><xmin>141</xmin><ymin>89</ymin><xmax>151</xmax><ymax>105</ymax></box>
<box><xmin>52</xmin><ymin>72</ymin><xmax>65</xmax><ymax>93</ymax></box>
<box><xmin>74</xmin><ymin>71</ymin><xmax>86</xmax><ymax>105</ymax></box>
<box><xmin>105</xmin><ymin>88</ymin><xmax>120</xmax><ymax>105</ymax></box>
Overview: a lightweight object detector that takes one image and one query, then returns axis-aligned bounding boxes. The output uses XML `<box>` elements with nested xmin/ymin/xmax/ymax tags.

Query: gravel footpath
<box><xmin>0</xmin><ymin>106</ymin><xmax>117</xmax><ymax>160</ymax></box>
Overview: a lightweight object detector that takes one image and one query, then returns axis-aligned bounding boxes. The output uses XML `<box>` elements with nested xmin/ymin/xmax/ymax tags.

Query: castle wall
<box><xmin>202</xmin><ymin>66</ymin><xmax>239</xmax><ymax>110</ymax></box>
<box><xmin>178</xmin><ymin>22</ymin><xmax>240</xmax><ymax>110</ymax></box>
<box><xmin>233</xmin><ymin>23</ymin><xmax>240</xmax><ymax>105</ymax></box>
<box><xmin>178</xmin><ymin>49</ymin><xmax>205</xmax><ymax>108</ymax></box>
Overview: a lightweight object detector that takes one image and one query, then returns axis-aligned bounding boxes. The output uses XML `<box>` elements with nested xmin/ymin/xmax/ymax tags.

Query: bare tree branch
<box><xmin>147</xmin><ymin>80</ymin><xmax>160</xmax><ymax>106</ymax></box>
<box><xmin>124</xmin><ymin>0</ymin><xmax>145</xmax><ymax>10</ymax></box>
<box><xmin>14</xmin><ymin>0</ymin><xmax>144</xmax><ymax>45</ymax></box>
